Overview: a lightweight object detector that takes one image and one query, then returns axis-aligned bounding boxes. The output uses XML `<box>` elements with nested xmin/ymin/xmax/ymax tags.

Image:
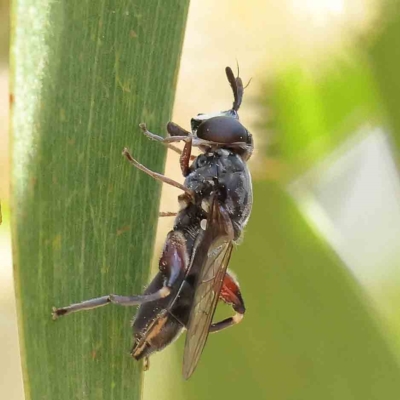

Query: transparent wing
<box><xmin>182</xmin><ymin>198</ymin><xmax>234</xmax><ymax>379</ymax></box>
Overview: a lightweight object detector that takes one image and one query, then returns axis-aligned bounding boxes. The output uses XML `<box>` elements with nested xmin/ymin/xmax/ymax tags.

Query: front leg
<box><xmin>179</xmin><ymin>138</ymin><xmax>192</xmax><ymax>177</ymax></box>
<box><xmin>209</xmin><ymin>270</ymin><xmax>245</xmax><ymax>333</ymax></box>
<box><xmin>139</xmin><ymin>123</ymin><xmax>183</xmax><ymax>156</ymax></box>
<box><xmin>139</xmin><ymin>123</ymin><xmax>196</xmax><ymax>164</ymax></box>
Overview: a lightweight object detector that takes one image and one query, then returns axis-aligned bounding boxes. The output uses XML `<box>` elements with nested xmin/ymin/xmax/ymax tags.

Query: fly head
<box><xmin>190</xmin><ymin>66</ymin><xmax>253</xmax><ymax>160</ymax></box>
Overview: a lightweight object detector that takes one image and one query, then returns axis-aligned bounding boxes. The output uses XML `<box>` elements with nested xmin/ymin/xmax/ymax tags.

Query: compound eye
<box><xmin>196</xmin><ymin>116</ymin><xmax>248</xmax><ymax>144</ymax></box>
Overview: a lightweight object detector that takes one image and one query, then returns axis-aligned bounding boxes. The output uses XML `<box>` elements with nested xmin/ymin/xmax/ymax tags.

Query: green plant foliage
<box><xmin>268</xmin><ymin>58</ymin><xmax>381</xmax><ymax>173</ymax></box>
<box><xmin>11</xmin><ymin>1</ymin><xmax>189</xmax><ymax>400</ymax></box>
<box><xmin>179</xmin><ymin>182</ymin><xmax>400</xmax><ymax>400</ymax></box>
<box><xmin>369</xmin><ymin>4</ymin><xmax>400</xmax><ymax>152</ymax></box>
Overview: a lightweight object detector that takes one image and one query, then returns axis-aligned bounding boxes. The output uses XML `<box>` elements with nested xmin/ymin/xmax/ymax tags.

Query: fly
<box><xmin>53</xmin><ymin>66</ymin><xmax>254</xmax><ymax>379</ymax></box>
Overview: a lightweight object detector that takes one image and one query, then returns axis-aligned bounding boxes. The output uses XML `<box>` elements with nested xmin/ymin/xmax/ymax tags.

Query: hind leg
<box><xmin>209</xmin><ymin>270</ymin><xmax>245</xmax><ymax>333</ymax></box>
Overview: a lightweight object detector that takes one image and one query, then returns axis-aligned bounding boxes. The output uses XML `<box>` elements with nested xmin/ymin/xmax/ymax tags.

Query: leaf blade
<box><xmin>11</xmin><ymin>1</ymin><xmax>189</xmax><ymax>399</ymax></box>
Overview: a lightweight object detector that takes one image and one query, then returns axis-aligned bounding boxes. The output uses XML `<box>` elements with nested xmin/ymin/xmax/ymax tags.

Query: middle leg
<box><xmin>122</xmin><ymin>148</ymin><xmax>194</xmax><ymax>200</ymax></box>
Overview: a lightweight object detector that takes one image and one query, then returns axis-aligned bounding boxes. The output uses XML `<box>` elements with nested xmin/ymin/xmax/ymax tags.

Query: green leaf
<box><xmin>11</xmin><ymin>1</ymin><xmax>189</xmax><ymax>400</ymax></box>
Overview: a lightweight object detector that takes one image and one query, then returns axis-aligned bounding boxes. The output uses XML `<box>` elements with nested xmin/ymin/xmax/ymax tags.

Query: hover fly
<box><xmin>53</xmin><ymin>66</ymin><xmax>253</xmax><ymax>379</ymax></box>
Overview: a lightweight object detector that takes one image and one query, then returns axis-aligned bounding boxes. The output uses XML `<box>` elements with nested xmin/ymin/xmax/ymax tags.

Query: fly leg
<box><xmin>52</xmin><ymin>231</ymin><xmax>188</xmax><ymax>319</ymax></box>
<box><xmin>159</xmin><ymin>211</ymin><xmax>178</xmax><ymax>217</ymax></box>
<box><xmin>143</xmin><ymin>357</ymin><xmax>150</xmax><ymax>371</ymax></box>
<box><xmin>52</xmin><ymin>287</ymin><xmax>171</xmax><ymax>319</ymax></box>
<box><xmin>141</xmin><ymin>122</ymin><xmax>250</xmax><ymax>160</ymax></box>
<box><xmin>122</xmin><ymin>148</ymin><xmax>194</xmax><ymax>200</ymax></box>
<box><xmin>147</xmin><ymin>123</ymin><xmax>193</xmax><ymax>176</ymax></box>
<box><xmin>139</xmin><ymin>121</ymin><xmax>190</xmax><ymax>143</ymax></box>
<box><xmin>209</xmin><ymin>270</ymin><xmax>245</xmax><ymax>333</ymax></box>
<box><xmin>140</xmin><ymin>123</ymin><xmax>182</xmax><ymax>156</ymax></box>
<box><xmin>178</xmin><ymin>135</ymin><xmax>192</xmax><ymax>177</ymax></box>
<box><xmin>139</xmin><ymin>122</ymin><xmax>196</xmax><ymax>161</ymax></box>
<box><xmin>166</xmin><ymin>122</ymin><xmax>193</xmax><ymax>177</ymax></box>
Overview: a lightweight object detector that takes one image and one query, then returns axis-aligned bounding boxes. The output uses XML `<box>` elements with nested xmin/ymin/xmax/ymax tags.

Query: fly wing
<box><xmin>182</xmin><ymin>198</ymin><xmax>234</xmax><ymax>379</ymax></box>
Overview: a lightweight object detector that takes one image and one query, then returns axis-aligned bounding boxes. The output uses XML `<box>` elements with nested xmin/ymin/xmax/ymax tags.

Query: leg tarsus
<box><xmin>139</xmin><ymin>123</ymin><xmax>166</xmax><ymax>143</ymax></box>
<box><xmin>139</xmin><ymin>123</ymin><xmax>185</xmax><ymax>157</ymax></box>
<box><xmin>139</xmin><ymin>123</ymin><xmax>193</xmax><ymax>177</ymax></box>
<box><xmin>143</xmin><ymin>357</ymin><xmax>150</xmax><ymax>371</ymax></box>
<box><xmin>209</xmin><ymin>312</ymin><xmax>244</xmax><ymax>333</ymax></box>
<box><xmin>139</xmin><ymin>123</ymin><xmax>195</xmax><ymax>160</ymax></box>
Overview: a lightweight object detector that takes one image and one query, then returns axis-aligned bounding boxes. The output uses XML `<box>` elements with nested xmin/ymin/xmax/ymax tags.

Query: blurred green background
<box><xmin>4</xmin><ymin>0</ymin><xmax>400</xmax><ymax>399</ymax></box>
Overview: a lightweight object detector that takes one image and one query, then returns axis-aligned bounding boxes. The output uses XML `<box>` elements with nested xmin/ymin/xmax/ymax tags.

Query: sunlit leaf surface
<box><xmin>11</xmin><ymin>1</ymin><xmax>189</xmax><ymax>399</ymax></box>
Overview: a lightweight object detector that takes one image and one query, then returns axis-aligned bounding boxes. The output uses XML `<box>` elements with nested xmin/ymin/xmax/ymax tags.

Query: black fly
<box><xmin>53</xmin><ymin>66</ymin><xmax>254</xmax><ymax>379</ymax></box>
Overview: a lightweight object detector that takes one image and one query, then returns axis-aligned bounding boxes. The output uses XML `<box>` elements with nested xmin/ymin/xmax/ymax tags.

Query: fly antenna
<box><xmin>225</xmin><ymin>66</ymin><xmax>244</xmax><ymax>112</ymax></box>
<box><xmin>243</xmin><ymin>77</ymin><xmax>252</xmax><ymax>90</ymax></box>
